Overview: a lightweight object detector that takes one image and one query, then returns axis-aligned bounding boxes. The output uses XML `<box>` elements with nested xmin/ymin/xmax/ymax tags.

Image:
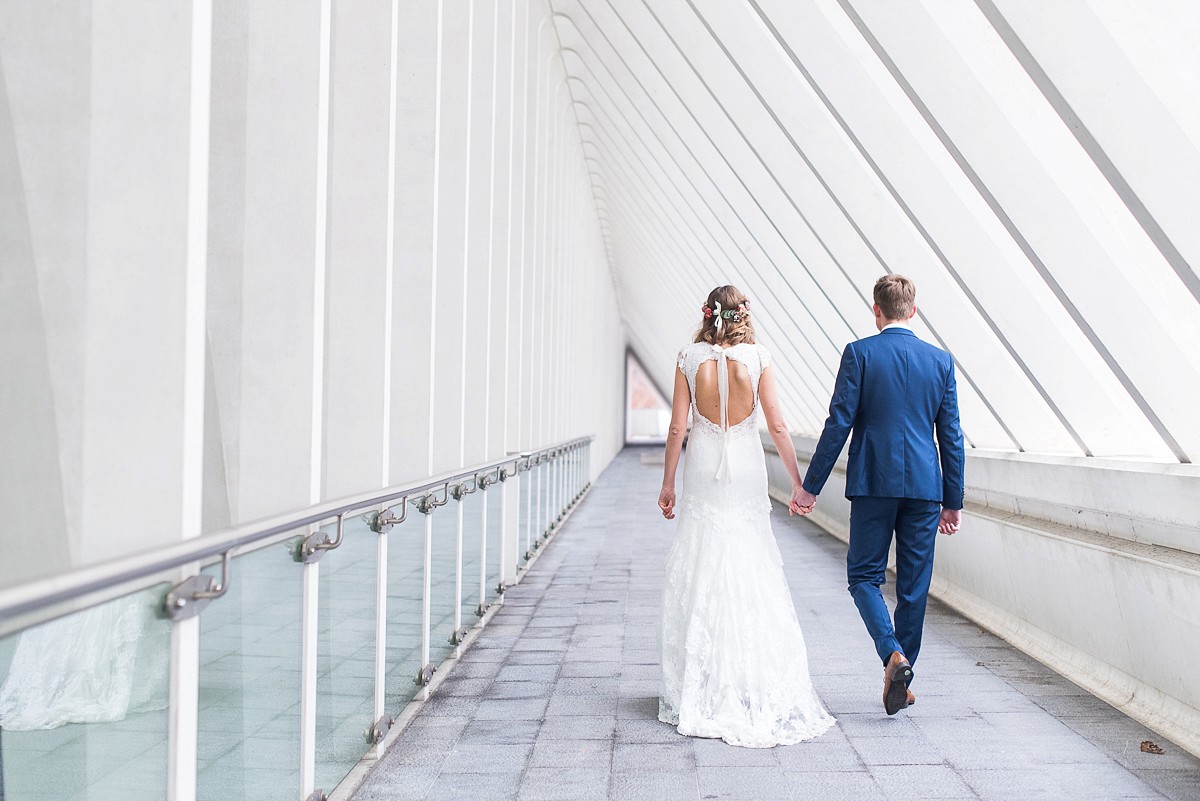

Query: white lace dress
<box><xmin>658</xmin><ymin>342</ymin><xmax>835</xmax><ymax>747</ymax></box>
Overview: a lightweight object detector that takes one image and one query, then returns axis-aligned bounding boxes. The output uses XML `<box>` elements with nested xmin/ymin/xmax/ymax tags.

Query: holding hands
<box><xmin>790</xmin><ymin>485</ymin><xmax>817</xmax><ymax>517</ymax></box>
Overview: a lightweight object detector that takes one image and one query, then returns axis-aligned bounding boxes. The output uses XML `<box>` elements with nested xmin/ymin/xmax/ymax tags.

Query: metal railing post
<box><xmin>549</xmin><ymin>452</ymin><xmax>556</xmax><ymax>527</ymax></box>
<box><xmin>536</xmin><ymin>459</ymin><xmax>544</xmax><ymax>546</ymax></box>
<box><xmin>478</xmin><ymin>475</ymin><xmax>489</xmax><ymax>615</ymax></box>
<box><xmin>524</xmin><ymin>458</ymin><xmax>534</xmax><ymax>561</ymax></box>
<box><xmin>299</xmin><ymin>555</ymin><xmax>320</xmax><ymax>798</ymax></box>
<box><xmin>421</xmin><ymin>507</ymin><xmax>433</xmax><ymax>691</ymax></box>
<box><xmin>413</xmin><ymin>483</ymin><xmax>447</xmax><ymax>690</ymax></box>
<box><xmin>167</xmin><ymin>594</ymin><xmax>200</xmax><ymax>801</ymax></box>
<box><xmin>547</xmin><ymin>455</ymin><xmax>554</xmax><ymax>537</ymax></box>
<box><xmin>374</xmin><ymin>528</ymin><xmax>387</xmax><ymax>732</ymax></box>
<box><xmin>453</xmin><ymin>492</ymin><xmax>464</xmax><ymax>644</ymax></box>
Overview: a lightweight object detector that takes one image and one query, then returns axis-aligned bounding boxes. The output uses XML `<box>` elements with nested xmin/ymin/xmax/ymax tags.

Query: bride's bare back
<box><xmin>693</xmin><ymin>357</ymin><xmax>755</xmax><ymax>428</ymax></box>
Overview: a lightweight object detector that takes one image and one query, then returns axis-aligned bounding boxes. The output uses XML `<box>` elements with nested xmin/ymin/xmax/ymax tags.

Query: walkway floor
<box><xmin>354</xmin><ymin>447</ymin><xmax>1200</xmax><ymax>801</ymax></box>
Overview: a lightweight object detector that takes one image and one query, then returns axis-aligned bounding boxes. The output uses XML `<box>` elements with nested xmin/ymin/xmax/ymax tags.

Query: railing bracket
<box><xmin>304</xmin><ymin>791</ymin><xmax>327</xmax><ymax>801</ymax></box>
<box><xmin>450</xmin><ymin>478</ymin><xmax>478</xmax><ymax>501</ymax></box>
<box><xmin>367</xmin><ymin>500</ymin><xmax>408</xmax><ymax>534</ymax></box>
<box><xmin>161</xmin><ymin>551</ymin><xmax>231</xmax><ymax>622</ymax></box>
<box><xmin>296</xmin><ymin>514</ymin><xmax>345</xmax><ymax>564</ymax></box>
<box><xmin>495</xmin><ymin>582</ymin><xmax>507</xmax><ymax>596</ymax></box>
<box><xmin>414</xmin><ymin>484</ymin><xmax>450</xmax><ymax>515</ymax></box>
<box><xmin>450</xmin><ymin>626</ymin><xmax>471</xmax><ymax>645</ymax></box>
<box><xmin>369</xmin><ymin>715</ymin><xmax>394</xmax><ymax>744</ymax></box>
<box><xmin>414</xmin><ymin>664</ymin><xmax>435</xmax><ymax>686</ymax></box>
<box><xmin>475</xmin><ymin>602</ymin><xmax>489</xmax><ymax>617</ymax></box>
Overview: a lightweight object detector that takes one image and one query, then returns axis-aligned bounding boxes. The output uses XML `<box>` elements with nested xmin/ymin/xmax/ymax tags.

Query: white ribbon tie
<box><xmin>713</xmin><ymin>343</ymin><xmax>732</xmax><ymax>484</ymax></box>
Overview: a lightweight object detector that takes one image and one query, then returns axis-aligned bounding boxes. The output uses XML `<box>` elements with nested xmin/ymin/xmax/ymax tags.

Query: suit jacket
<box><xmin>802</xmin><ymin>327</ymin><xmax>965</xmax><ymax>509</ymax></box>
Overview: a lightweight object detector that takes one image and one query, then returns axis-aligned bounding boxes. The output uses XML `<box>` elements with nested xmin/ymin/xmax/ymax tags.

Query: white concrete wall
<box><xmin>0</xmin><ymin>0</ymin><xmax>625</xmax><ymax>591</ymax></box>
<box><xmin>554</xmin><ymin>0</ymin><xmax>1200</xmax><ymax>465</ymax></box>
<box><xmin>765</xmin><ymin>432</ymin><xmax>1200</xmax><ymax>757</ymax></box>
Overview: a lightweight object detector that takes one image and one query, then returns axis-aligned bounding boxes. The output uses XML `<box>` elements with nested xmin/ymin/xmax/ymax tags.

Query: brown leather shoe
<box><xmin>906</xmin><ymin>689</ymin><xmax>916</xmax><ymax>706</ymax></box>
<box><xmin>882</xmin><ymin>651</ymin><xmax>913</xmax><ymax>715</ymax></box>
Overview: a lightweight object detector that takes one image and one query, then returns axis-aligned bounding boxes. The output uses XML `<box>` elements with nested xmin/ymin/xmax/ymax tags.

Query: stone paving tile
<box><xmin>455</xmin><ymin>718</ymin><xmax>541</xmax><ymax>745</ymax></box>
<box><xmin>612</xmin><ymin>741</ymin><xmax>696</xmax><ymax>772</ymax></box>
<box><xmin>494</xmin><ymin>664</ymin><xmax>559</xmax><ymax>683</ymax></box>
<box><xmin>560</xmin><ymin>660</ymin><xmax>623</xmax><ymax>678</ymax></box>
<box><xmin>422</xmin><ymin>770</ymin><xmax>523</xmax><ymax>801</ymax></box>
<box><xmin>483</xmin><ymin>680</ymin><xmax>554</xmax><ymax>700</ymax></box>
<box><xmin>354</xmin><ymin>764</ymin><xmax>440</xmax><ymax>801</ymax></box>
<box><xmin>609</xmin><ymin>770</ymin><xmax>699</xmax><ymax>801</ymax></box>
<box><xmin>868</xmin><ymin>765</ymin><xmax>975</xmax><ymax>800</ymax></box>
<box><xmin>537</xmin><ymin>714</ymin><xmax>618</xmax><ymax>742</ymax></box>
<box><xmin>529</xmin><ymin>738</ymin><xmax>614</xmax><ymax>770</ymax></box>
<box><xmin>849</xmin><ymin>735</ymin><xmax>945</xmax><ymax>766</ymax></box>
<box><xmin>352</xmin><ymin>447</ymin><xmax>1200</xmax><ymax>801</ymax></box>
<box><xmin>440</xmin><ymin>742</ymin><xmax>533</xmax><ymax>774</ymax></box>
<box><xmin>517</xmin><ymin>767</ymin><xmax>609</xmax><ymax>801</ymax></box>
<box><xmin>693</xmin><ymin>737</ymin><xmax>781</xmax><ymax>767</ymax></box>
<box><xmin>782</xmin><ymin>770</ymin><xmax>886</xmax><ymax>801</ymax></box>
<box><xmin>697</xmin><ymin>765</ymin><xmax>796</xmax><ymax>801</ymax></box>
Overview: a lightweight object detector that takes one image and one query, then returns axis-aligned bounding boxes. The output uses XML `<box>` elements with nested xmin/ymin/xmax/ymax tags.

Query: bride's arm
<box><xmin>659</xmin><ymin>366</ymin><xmax>691</xmax><ymax>520</ymax></box>
<box><xmin>758</xmin><ymin>366</ymin><xmax>806</xmax><ymax>514</ymax></box>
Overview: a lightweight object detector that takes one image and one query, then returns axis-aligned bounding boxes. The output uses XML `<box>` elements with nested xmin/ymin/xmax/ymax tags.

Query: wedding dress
<box><xmin>659</xmin><ymin>342</ymin><xmax>835</xmax><ymax>748</ymax></box>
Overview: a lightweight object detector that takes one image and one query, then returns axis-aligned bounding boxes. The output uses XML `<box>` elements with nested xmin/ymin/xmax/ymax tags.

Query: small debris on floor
<box><xmin>976</xmin><ymin>661</ymin><xmax>985</xmax><ymax>667</ymax></box>
<box><xmin>1140</xmin><ymin>740</ymin><xmax>1165</xmax><ymax>755</ymax></box>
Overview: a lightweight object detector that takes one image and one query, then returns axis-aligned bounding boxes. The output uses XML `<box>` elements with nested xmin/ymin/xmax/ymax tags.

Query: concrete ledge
<box><xmin>764</xmin><ymin>433</ymin><xmax>1200</xmax><ymax>759</ymax></box>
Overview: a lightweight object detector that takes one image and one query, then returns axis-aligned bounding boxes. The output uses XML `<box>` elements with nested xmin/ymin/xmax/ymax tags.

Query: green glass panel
<box><xmin>314</xmin><ymin>515</ymin><xmax>376</xmax><ymax>793</ymax></box>
<box><xmin>384</xmin><ymin>510</ymin><xmax>422</xmax><ymax>712</ymax></box>
<box><xmin>0</xmin><ymin>585</ymin><xmax>171</xmax><ymax>801</ymax></box>
<box><xmin>197</xmin><ymin>541</ymin><xmax>301</xmax><ymax>801</ymax></box>
<box><xmin>458</xmin><ymin>491</ymin><xmax>484</xmax><ymax>628</ymax></box>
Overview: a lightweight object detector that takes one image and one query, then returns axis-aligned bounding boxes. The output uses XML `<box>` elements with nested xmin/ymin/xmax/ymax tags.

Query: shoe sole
<box><xmin>884</xmin><ymin>663</ymin><xmax>913</xmax><ymax>716</ymax></box>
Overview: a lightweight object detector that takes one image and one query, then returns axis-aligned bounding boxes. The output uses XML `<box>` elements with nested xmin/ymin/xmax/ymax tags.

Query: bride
<box><xmin>657</xmin><ymin>285</ymin><xmax>835</xmax><ymax>748</ymax></box>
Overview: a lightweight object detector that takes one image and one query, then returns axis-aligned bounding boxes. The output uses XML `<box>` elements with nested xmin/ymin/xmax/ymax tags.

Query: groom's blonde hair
<box><xmin>873</xmin><ymin>274</ymin><xmax>916</xmax><ymax>321</ymax></box>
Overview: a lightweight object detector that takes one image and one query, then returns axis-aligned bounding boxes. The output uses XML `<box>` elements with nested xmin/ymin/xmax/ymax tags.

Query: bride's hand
<box><xmin>658</xmin><ymin>487</ymin><xmax>676</xmax><ymax>520</ymax></box>
<box><xmin>790</xmin><ymin>486</ymin><xmax>816</xmax><ymax>516</ymax></box>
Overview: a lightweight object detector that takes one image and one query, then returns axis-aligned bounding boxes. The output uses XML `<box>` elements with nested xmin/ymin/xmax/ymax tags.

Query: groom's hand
<box><xmin>791</xmin><ymin>487</ymin><xmax>817</xmax><ymax>516</ymax></box>
<box><xmin>938</xmin><ymin>508</ymin><xmax>961</xmax><ymax>535</ymax></box>
<box><xmin>658</xmin><ymin>487</ymin><xmax>676</xmax><ymax>520</ymax></box>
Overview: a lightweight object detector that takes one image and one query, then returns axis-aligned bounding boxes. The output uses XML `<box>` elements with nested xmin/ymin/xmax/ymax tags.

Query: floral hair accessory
<box><xmin>703</xmin><ymin>299</ymin><xmax>750</xmax><ymax>330</ymax></box>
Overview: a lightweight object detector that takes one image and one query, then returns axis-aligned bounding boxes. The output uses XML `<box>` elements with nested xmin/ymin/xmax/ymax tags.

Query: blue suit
<box><xmin>803</xmin><ymin>327</ymin><xmax>964</xmax><ymax>669</ymax></box>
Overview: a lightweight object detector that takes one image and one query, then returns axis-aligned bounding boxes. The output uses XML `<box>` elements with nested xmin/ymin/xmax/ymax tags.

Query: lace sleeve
<box><xmin>677</xmin><ymin>346</ymin><xmax>688</xmax><ymax>373</ymax></box>
<box><xmin>757</xmin><ymin>343</ymin><xmax>771</xmax><ymax>370</ymax></box>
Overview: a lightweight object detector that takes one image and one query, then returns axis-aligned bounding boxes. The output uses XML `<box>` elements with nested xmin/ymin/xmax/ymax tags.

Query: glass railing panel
<box><xmin>384</xmin><ymin>509</ymin><xmax>422</xmax><ymax>711</ymax></box>
<box><xmin>0</xmin><ymin>584</ymin><xmax>172</xmax><ymax>801</ymax></box>
<box><xmin>428</xmin><ymin>506</ymin><xmax>458</xmax><ymax>669</ymax></box>
<box><xmin>519</xmin><ymin>466</ymin><xmax>533</xmax><ymax>569</ymax></box>
<box><xmin>537</xmin><ymin>461</ymin><xmax>550</xmax><ymax>543</ymax></box>
<box><xmin>485</xmin><ymin>485</ymin><xmax>504</xmax><ymax>607</ymax></box>
<box><xmin>315</xmin><ymin>514</ymin><xmax>377</xmax><ymax>793</ymax></box>
<box><xmin>197</xmin><ymin>541</ymin><xmax>301</xmax><ymax>801</ymax></box>
<box><xmin>458</xmin><ymin>489</ymin><xmax>484</xmax><ymax>631</ymax></box>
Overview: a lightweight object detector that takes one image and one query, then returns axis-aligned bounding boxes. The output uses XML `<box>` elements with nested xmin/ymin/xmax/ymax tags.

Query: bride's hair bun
<box><xmin>695</xmin><ymin>285</ymin><xmax>756</xmax><ymax>346</ymax></box>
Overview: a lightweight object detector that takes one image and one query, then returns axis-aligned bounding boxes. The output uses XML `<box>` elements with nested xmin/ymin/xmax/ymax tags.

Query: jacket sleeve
<box><xmin>802</xmin><ymin>343</ymin><xmax>861</xmax><ymax>496</ymax></box>
<box><xmin>935</xmin><ymin>357</ymin><xmax>966</xmax><ymax>510</ymax></box>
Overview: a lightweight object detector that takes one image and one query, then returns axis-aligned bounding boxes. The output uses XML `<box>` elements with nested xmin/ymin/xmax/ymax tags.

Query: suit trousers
<box><xmin>847</xmin><ymin>496</ymin><xmax>941</xmax><ymax>671</ymax></box>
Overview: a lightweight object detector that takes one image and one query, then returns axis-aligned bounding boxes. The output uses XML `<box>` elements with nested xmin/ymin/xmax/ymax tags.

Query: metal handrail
<box><xmin>0</xmin><ymin>435</ymin><xmax>593</xmax><ymax>627</ymax></box>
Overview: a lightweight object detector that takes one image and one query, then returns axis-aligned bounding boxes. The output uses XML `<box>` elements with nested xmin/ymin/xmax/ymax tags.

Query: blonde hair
<box><xmin>873</xmin><ymin>274</ymin><xmax>916</xmax><ymax>321</ymax></box>
<box><xmin>694</xmin><ymin>285</ymin><xmax>756</xmax><ymax>346</ymax></box>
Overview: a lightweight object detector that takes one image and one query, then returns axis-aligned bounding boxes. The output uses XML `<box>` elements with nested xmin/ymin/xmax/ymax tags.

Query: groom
<box><xmin>795</xmin><ymin>275</ymin><xmax>964</xmax><ymax>715</ymax></box>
